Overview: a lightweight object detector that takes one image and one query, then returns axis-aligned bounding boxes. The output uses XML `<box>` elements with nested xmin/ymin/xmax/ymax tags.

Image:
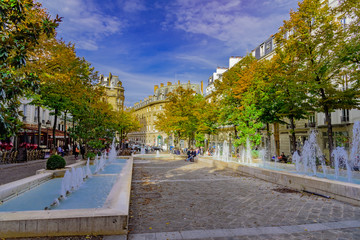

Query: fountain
<box><xmin>245</xmin><ymin>138</ymin><xmax>252</xmax><ymax>164</ymax></box>
<box><xmin>294</xmin><ymin>130</ymin><xmax>326</xmax><ymax>176</ymax></box>
<box><xmin>350</xmin><ymin>121</ymin><xmax>360</xmax><ymax>171</ymax></box>
<box><xmin>108</xmin><ymin>137</ymin><xmax>117</xmax><ymax>162</ymax></box>
<box><xmin>259</xmin><ymin>149</ymin><xmax>267</xmax><ymax>167</ymax></box>
<box><xmin>222</xmin><ymin>140</ymin><xmax>229</xmax><ymax>162</ymax></box>
<box><xmin>156</xmin><ymin>150</ymin><xmax>160</xmax><ymax>157</ymax></box>
<box><xmin>332</xmin><ymin>147</ymin><xmax>351</xmax><ymax>181</ymax></box>
<box><xmin>140</xmin><ymin>146</ymin><xmax>145</xmax><ymax>155</ymax></box>
<box><xmin>0</xmin><ymin>153</ymin><xmax>133</xmax><ymax>238</ymax></box>
<box><xmin>85</xmin><ymin>158</ymin><xmax>92</xmax><ymax>178</ymax></box>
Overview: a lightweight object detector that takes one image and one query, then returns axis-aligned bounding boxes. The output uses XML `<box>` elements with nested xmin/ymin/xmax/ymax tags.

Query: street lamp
<box><xmin>46</xmin><ymin>120</ymin><xmax>51</xmax><ymax>148</ymax></box>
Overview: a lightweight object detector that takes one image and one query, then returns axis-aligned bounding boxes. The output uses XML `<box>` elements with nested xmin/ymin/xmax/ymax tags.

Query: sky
<box><xmin>38</xmin><ymin>0</ymin><xmax>299</xmax><ymax>107</ymax></box>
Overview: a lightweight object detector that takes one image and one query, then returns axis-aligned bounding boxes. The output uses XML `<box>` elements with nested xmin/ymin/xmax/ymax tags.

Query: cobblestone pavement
<box><xmin>0</xmin><ymin>155</ymin><xmax>80</xmax><ymax>185</ymax></box>
<box><xmin>122</xmin><ymin>157</ymin><xmax>360</xmax><ymax>240</ymax></box>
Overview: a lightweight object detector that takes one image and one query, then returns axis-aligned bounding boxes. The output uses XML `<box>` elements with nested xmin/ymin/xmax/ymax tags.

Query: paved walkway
<box><xmin>0</xmin><ymin>155</ymin><xmax>80</xmax><ymax>185</ymax></box>
<box><xmin>110</xmin><ymin>157</ymin><xmax>360</xmax><ymax>239</ymax></box>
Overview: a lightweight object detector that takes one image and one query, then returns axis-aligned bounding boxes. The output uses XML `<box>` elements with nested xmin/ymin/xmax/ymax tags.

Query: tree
<box><xmin>214</xmin><ymin>55</ymin><xmax>257</xmax><ymax>141</ymax></box>
<box><xmin>0</xmin><ymin>0</ymin><xmax>60</xmax><ymax>139</ymax></box>
<box><xmin>268</xmin><ymin>50</ymin><xmax>313</xmax><ymax>153</ymax></box>
<box><xmin>276</xmin><ymin>0</ymin><xmax>360</xmax><ymax>162</ymax></box>
<box><xmin>336</xmin><ymin>0</ymin><xmax>360</xmax><ymax>89</ymax></box>
<box><xmin>155</xmin><ymin>86</ymin><xmax>203</xmax><ymax>149</ymax></box>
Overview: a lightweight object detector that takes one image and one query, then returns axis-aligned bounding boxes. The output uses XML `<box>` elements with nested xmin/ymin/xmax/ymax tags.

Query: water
<box><xmin>156</xmin><ymin>150</ymin><xmax>160</xmax><ymax>157</ymax></box>
<box><xmin>108</xmin><ymin>137</ymin><xmax>117</xmax><ymax>163</ymax></box>
<box><xmin>245</xmin><ymin>138</ymin><xmax>252</xmax><ymax>164</ymax></box>
<box><xmin>210</xmin><ymin>126</ymin><xmax>360</xmax><ymax>185</ymax></box>
<box><xmin>140</xmin><ymin>147</ymin><xmax>145</xmax><ymax>155</ymax></box>
<box><xmin>332</xmin><ymin>147</ymin><xmax>351</xmax><ymax>181</ymax></box>
<box><xmin>259</xmin><ymin>149</ymin><xmax>267</xmax><ymax>167</ymax></box>
<box><xmin>222</xmin><ymin>140</ymin><xmax>229</xmax><ymax>162</ymax></box>
<box><xmin>350</xmin><ymin>121</ymin><xmax>360</xmax><ymax>170</ymax></box>
<box><xmin>0</xmin><ymin>158</ymin><xmax>127</xmax><ymax>212</ymax></box>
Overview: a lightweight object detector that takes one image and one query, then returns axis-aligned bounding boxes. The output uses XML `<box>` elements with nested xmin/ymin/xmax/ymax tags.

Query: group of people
<box><xmin>186</xmin><ymin>149</ymin><xmax>198</xmax><ymax>162</ymax></box>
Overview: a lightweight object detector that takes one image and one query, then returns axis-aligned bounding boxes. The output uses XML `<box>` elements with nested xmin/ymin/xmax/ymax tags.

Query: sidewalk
<box><xmin>121</xmin><ymin>157</ymin><xmax>360</xmax><ymax>240</ymax></box>
<box><xmin>0</xmin><ymin>155</ymin><xmax>80</xmax><ymax>185</ymax></box>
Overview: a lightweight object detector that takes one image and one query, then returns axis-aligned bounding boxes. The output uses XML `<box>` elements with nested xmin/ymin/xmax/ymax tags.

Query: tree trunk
<box><xmin>266</xmin><ymin>123</ymin><xmax>271</xmax><ymax>160</ymax></box>
<box><xmin>324</xmin><ymin>106</ymin><xmax>334</xmax><ymax>165</ymax></box>
<box><xmin>273</xmin><ymin>123</ymin><xmax>280</xmax><ymax>156</ymax></box>
<box><xmin>64</xmin><ymin>111</ymin><xmax>68</xmax><ymax>147</ymax></box>
<box><xmin>289</xmin><ymin>116</ymin><xmax>297</xmax><ymax>154</ymax></box>
<box><xmin>37</xmin><ymin>106</ymin><xmax>41</xmax><ymax>146</ymax></box>
<box><xmin>53</xmin><ymin>108</ymin><xmax>58</xmax><ymax>148</ymax></box>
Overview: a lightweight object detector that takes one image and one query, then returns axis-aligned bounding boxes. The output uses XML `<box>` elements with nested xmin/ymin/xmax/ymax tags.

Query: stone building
<box><xmin>98</xmin><ymin>73</ymin><xmax>125</xmax><ymax>111</ymax></box>
<box><xmin>17</xmin><ymin>99</ymin><xmax>72</xmax><ymax>148</ymax></box>
<box><xmin>128</xmin><ymin>80</ymin><xmax>203</xmax><ymax>149</ymax></box>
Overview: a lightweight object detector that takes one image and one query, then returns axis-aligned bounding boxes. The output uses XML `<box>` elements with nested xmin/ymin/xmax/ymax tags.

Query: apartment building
<box><xmin>128</xmin><ymin>81</ymin><xmax>203</xmax><ymax>149</ymax></box>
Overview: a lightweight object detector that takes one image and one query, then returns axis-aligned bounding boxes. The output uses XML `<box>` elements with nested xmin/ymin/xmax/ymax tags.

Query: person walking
<box><xmin>80</xmin><ymin>145</ymin><xmax>86</xmax><ymax>159</ymax></box>
<box><xmin>73</xmin><ymin>144</ymin><xmax>79</xmax><ymax>160</ymax></box>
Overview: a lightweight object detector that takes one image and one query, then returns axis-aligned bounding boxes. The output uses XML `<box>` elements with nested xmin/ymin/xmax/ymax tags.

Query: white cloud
<box><xmin>122</xmin><ymin>0</ymin><xmax>146</xmax><ymax>12</ymax></box>
<box><xmin>39</xmin><ymin>0</ymin><xmax>124</xmax><ymax>51</ymax></box>
<box><xmin>164</xmin><ymin>0</ymin><xmax>297</xmax><ymax>51</ymax></box>
<box><xmin>176</xmin><ymin>55</ymin><xmax>218</xmax><ymax>68</ymax></box>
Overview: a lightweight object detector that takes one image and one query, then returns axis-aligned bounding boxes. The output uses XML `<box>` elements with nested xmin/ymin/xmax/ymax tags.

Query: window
<box><xmin>341</xmin><ymin>109</ymin><xmax>349</xmax><ymax>122</ymax></box>
<box><xmin>34</xmin><ymin>108</ymin><xmax>38</xmax><ymax>122</ymax></box>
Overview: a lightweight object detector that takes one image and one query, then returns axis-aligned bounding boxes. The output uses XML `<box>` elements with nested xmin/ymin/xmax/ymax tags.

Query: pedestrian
<box><xmin>73</xmin><ymin>144</ymin><xmax>79</xmax><ymax>160</ymax></box>
<box><xmin>80</xmin><ymin>145</ymin><xmax>85</xmax><ymax>159</ymax></box>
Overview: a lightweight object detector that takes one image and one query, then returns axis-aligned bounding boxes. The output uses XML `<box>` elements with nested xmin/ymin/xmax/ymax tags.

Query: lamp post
<box><xmin>46</xmin><ymin>120</ymin><xmax>51</xmax><ymax>148</ymax></box>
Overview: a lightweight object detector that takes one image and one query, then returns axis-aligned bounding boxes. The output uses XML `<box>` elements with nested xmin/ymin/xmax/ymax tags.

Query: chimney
<box><xmin>167</xmin><ymin>82</ymin><xmax>172</xmax><ymax>86</ymax></box>
<box><xmin>178</xmin><ymin>80</ymin><xmax>180</xmax><ymax>85</ymax></box>
<box><xmin>201</xmin><ymin>81</ymin><xmax>204</xmax><ymax>95</ymax></box>
<box><xmin>154</xmin><ymin>85</ymin><xmax>159</xmax><ymax>93</ymax></box>
<box><xmin>160</xmin><ymin>83</ymin><xmax>164</xmax><ymax>87</ymax></box>
<box><xmin>108</xmin><ymin>72</ymin><xmax>112</xmax><ymax>86</ymax></box>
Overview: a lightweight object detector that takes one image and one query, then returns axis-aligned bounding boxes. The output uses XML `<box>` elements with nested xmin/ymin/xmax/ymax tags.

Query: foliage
<box><xmin>46</xmin><ymin>154</ymin><xmax>66</xmax><ymax>170</ymax></box>
<box><xmin>195</xmin><ymin>133</ymin><xmax>205</xmax><ymax>147</ymax></box>
<box><xmin>275</xmin><ymin>0</ymin><xmax>360</xmax><ymax>159</ymax></box>
<box><xmin>0</xmin><ymin>0</ymin><xmax>61</xmax><ymax>139</ymax></box>
<box><xmin>155</xmin><ymin>86</ymin><xmax>204</xmax><ymax>148</ymax></box>
<box><xmin>85</xmin><ymin>151</ymin><xmax>96</xmax><ymax>159</ymax></box>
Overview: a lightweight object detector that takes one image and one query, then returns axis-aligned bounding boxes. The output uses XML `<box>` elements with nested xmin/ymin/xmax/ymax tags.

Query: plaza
<box><xmin>1</xmin><ymin>0</ymin><xmax>360</xmax><ymax>239</ymax></box>
<box><xmin>1</xmin><ymin>153</ymin><xmax>360</xmax><ymax>239</ymax></box>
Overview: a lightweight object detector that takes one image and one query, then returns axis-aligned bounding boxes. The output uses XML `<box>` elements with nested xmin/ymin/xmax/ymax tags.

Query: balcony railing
<box><xmin>305</xmin><ymin>122</ymin><xmax>316</xmax><ymax>128</ymax></box>
<box><xmin>341</xmin><ymin>116</ymin><xmax>349</xmax><ymax>122</ymax></box>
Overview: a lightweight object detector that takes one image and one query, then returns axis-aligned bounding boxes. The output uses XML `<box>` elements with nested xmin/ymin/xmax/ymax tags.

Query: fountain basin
<box><xmin>0</xmin><ymin>156</ymin><xmax>133</xmax><ymax>238</ymax></box>
<box><xmin>198</xmin><ymin>156</ymin><xmax>360</xmax><ymax>206</ymax></box>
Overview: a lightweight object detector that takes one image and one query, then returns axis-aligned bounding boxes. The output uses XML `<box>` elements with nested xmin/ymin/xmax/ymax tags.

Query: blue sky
<box><xmin>38</xmin><ymin>0</ymin><xmax>299</xmax><ymax>106</ymax></box>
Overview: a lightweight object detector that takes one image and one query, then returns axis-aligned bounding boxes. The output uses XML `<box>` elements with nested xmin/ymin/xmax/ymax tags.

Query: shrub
<box><xmin>46</xmin><ymin>155</ymin><xmax>66</xmax><ymax>170</ymax></box>
<box><xmin>86</xmin><ymin>151</ymin><xmax>96</xmax><ymax>159</ymax></box>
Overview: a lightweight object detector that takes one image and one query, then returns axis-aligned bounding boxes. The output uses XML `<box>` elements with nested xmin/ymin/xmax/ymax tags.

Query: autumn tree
<box><xmin>276</xmin><ymin>0</ymin><xmax>360</xmax><ymax>162</ymax></box>
<box><xmin>268</xmin><ymin>50</ymin><xmax>313</xmax><ymax>153</ymax></box>
<box><xmin>155</xmin><ymin>86</ymin><xmax>203</xmax><ymax>149</ymax></box>
<box><xmin>0</xmin><ymin>0</ymin><xmax>60</xmax><ymax>139</ymax></box>
<box><xmin>214</xmin><ymin>55</ymin><xmax>257</xmax><ymax>141</ymax></box>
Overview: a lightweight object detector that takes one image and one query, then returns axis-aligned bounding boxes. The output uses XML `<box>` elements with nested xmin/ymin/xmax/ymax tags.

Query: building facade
<box><xmin>128</xmin><ymin>81</ymin><xmax>203</xmax><ymax>149</ymax></box>
<box><xmin>98</xmin><ymin>73</ymin><xmax>125</xmax><ymax>111</ymax></box>
<box><xmin>17</xmin><ymin>99</ymin><xmax>72</xmax><ymax>148</ymax></box>
<box><xmin>204</xmin><ymin>0</ymin><xmax>357</xmax><ymax>158</ymax></box>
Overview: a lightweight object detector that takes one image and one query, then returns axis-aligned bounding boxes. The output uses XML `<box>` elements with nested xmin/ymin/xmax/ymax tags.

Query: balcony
<box><xmin>341</xmin><ymin>116</ymin><xmax>349</xmax><ymax>123</ymax></box>
<box><xmin>305</xmin><ymin>122</ymin><xmax>316</xmax><ymax>128</ymax></box>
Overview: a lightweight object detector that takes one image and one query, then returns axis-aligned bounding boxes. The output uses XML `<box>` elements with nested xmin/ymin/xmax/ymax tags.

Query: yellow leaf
<box><xmin>149</xmin><ymin>227</ymin><xmax>152</xmax><ymax>230</ymax></box>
